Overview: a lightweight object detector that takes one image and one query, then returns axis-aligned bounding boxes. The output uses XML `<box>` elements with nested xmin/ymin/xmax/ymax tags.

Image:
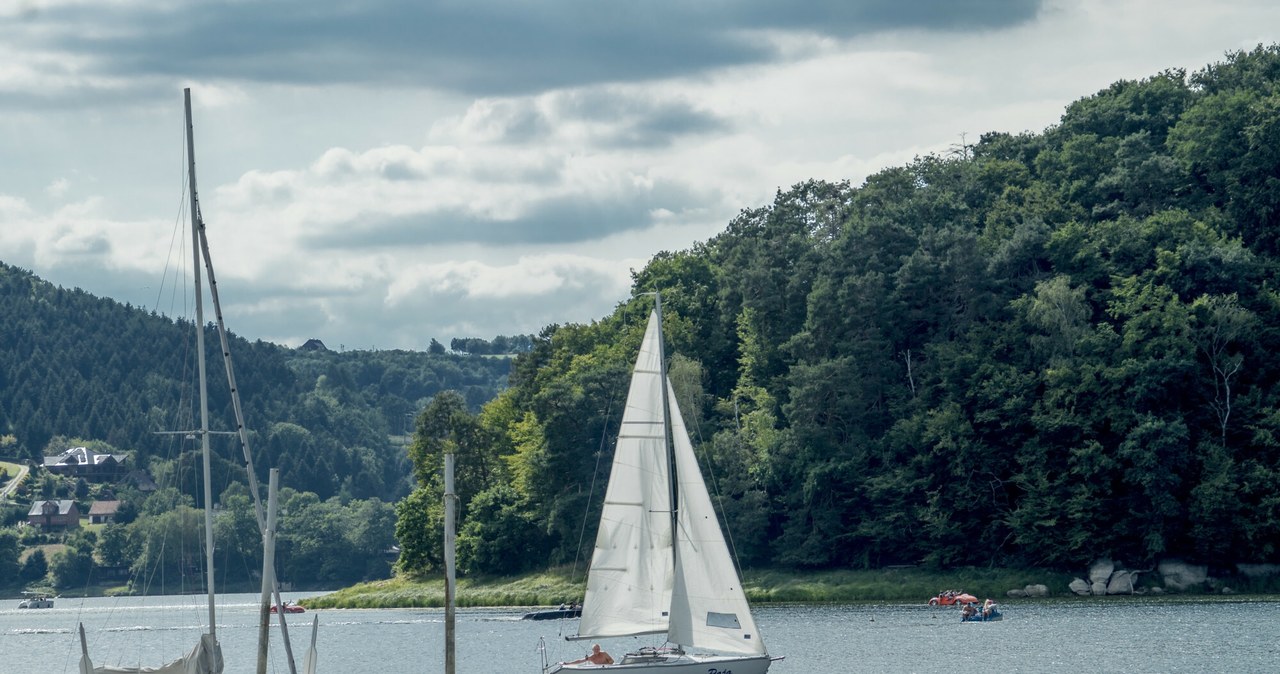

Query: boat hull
<box><xmin>523</xmin><ymin>609</ymin><xmax>582</xmax><ymax>621</ymax></box>
<box><xmin>550</xmin><ymin>652</ymin><xmax>773</xmax><ymax>673</ymax></box>
<box><xmin>962</xmin><ymin>609</ymin><xmax>1003</xmax><ymax>622</ymax></box>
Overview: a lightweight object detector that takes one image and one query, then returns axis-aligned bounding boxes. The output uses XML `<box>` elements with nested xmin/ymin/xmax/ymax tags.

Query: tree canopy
<box><xmin>396</xmin><ymin>45</ymin><xmax>1280</xmax><ymax>575</ymax></box>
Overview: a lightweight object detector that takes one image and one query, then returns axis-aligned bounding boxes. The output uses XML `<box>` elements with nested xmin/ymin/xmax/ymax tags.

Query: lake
<box><xmin>3</xmin><ymin>593</ymin><xmax>1278</xmax><ymax>673</ymax></box>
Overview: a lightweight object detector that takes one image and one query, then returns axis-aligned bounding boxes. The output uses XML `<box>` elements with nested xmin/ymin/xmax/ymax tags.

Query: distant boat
<box><xmin>545</xmin><ymin>294</ymin><xmax>781</xmax><ymax>673</ymax></box>
<box><xmin>522</xmin><ymin>607</ymin><xmax>581</xmax><ymax>621</ymax></box>
<box><xmin>928</xmin><ymin>591</ymin><xmax>978</xmax><ymax>606</ymax></box>
<box><xmin>18</xmin><ymin>595</ymin><xmax>54</xmax><ymax>609</ymax></box>
<box><xmin>271</xmin><ymin>601</ymin><xmax>306</xmax><ymax>614</ymax></box>
<box><xmin>961</xmin><ymin>600</ymin><xmax>1004</xmax><ymax>622</ymax></box>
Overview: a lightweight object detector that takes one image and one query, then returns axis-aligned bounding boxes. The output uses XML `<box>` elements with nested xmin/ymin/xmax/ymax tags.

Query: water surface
<box><xmin>2</xmin><ymin>594</ymin><xmax>1277</xmax><ymax>673</ymax></box>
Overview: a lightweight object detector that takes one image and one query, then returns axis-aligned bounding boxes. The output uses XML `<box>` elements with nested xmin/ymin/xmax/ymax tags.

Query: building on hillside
<box><xmin>27</xmin><ymin>499</ymin><xmax>81</xmax><ymax>530</ymax></box>
<box><xmin>88</xmin><ymin>499</ymin><xmax>121</xmax><ymax>524</ymax></box>
<box><xmin>122</xmin><ymin>469</ymin><xmax>158</xmax><ymax>493</ymax></box>
<box><xmin>43</xmin><ymin>446</ymin><xmax>128</xmax><ymax>482</ymax></box>
<box><xmin>299</xmin><ymin>338</ymin><xmax>328</xmax><ymax>351</ymax></box>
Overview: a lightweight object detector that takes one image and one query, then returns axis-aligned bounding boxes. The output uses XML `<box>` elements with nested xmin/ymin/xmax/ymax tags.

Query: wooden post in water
<box><xmin>444</xmin><ymin>453</ymin><xmax>457</xmax><ymax>674</ymax></box>
<box><xmin>257</xmin><ymin>469</ymin><xmax>280</xmax><ymax>674</ymax></box>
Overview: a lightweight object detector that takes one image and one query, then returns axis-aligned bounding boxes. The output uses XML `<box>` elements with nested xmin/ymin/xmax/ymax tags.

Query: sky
<box><xmin>0</xmin><ymin>0</ymin><xmax>1276</xmax><ymax>351</ymax></box>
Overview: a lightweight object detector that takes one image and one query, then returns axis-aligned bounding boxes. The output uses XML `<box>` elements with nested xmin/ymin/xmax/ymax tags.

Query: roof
<box><xmin>43</xmin><ymin>446</ymin><xmax>127</xmax><ymax>467</ymax></box>
<box><xmin>27</xmin><ymin>499</ymin><xmax>77</xmax><ymax>516</ymax></box>
<box><xmin>88</xmin><ymin>500</ymin><xmax>121</xmax><ymax>516</ymax></box>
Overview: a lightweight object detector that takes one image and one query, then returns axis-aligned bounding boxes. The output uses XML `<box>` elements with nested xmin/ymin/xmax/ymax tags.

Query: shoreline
<box><xmin>300</xmin><ymin>566</ymin><xmax>1280</xmax><ymax>610</ymax></box>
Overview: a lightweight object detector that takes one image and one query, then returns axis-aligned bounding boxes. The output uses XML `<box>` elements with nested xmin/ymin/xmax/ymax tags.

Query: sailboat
<box><xmin>547</xmin><ymin>295</ymin><xmax>780</xmax><ymax>673</ymax></box>
<box><xmin>78</xmin><ymin>88</ymin><xmax>302</xmax><ymax>674</ymax></box>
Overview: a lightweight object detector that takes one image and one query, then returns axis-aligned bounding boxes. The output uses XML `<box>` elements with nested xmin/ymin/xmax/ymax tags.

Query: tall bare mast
<box><xmin>184</xmin><ymin>87</ymin><xmax>299</xmax><ymax>674</ymax></box>
<box><xmin>184</xmin><ymin>87</ymin><xmax>218</xmax><ymax>639</ymax></box>
<box><xmin>652</xmin><ymin>292</ymin><xmax>679</xmax><ymax>569</ymax></box>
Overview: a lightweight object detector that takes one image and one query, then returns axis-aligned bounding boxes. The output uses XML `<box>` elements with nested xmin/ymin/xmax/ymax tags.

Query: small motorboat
<box><xmin>19</xmin><ymin>595</ymin><xmax>54</xmax><ymax>609</ymax></box>
<box><xmin>270</xmin><ymin>601</ymin><xmax>306</xmax><ymax>614</ymax></box>
<box><xmin>521</xmin><ymin>606</ymin><xmax>581</xmax><ymax>621</ymax></box>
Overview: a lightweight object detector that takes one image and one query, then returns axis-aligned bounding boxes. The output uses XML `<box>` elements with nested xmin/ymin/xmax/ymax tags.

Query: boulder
<box><xmin>1069</xmin><ymin>578</ymin><xmax>1092</xmax><ymax>595</ymax></box>
<box><xmin>1089</xmin><ymin>558</ymin><xmax>1115</xmax><ymax>585</ymax></box>
<box><xmin>1091</xmin><ymin>581</ymin><xmax>1108</xmax><ymax>596</ymax></box>
<box><xmin>1023</xmin><ymin>583</ymin><xmax>1050</xmax><ymax>597</ymax></box>
<box><xmin>1106</xmin><ymin>569</ymin><xmax>1136</xmax><ymax>595</ymax></box>
<box><xmin>1006</xmin><ymin>588</ymin><xmax>1027</xmax><ymax>598</ymax></box>
<box><xmin>1237</xmin><ymin>564</ymin><xmax>1280</xmax><ymax>578</ymax></box>
<box><xmin>1158</xmin><ymin>559</ymin><xmax>1207</xmax><ymax>590</ymax></box>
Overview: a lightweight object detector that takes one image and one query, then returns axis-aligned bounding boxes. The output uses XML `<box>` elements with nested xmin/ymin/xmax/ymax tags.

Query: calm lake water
<box><xmin>2</xmin><ymin>593</ymin><xmax>1278</xmax><ymax>673</ymax></box>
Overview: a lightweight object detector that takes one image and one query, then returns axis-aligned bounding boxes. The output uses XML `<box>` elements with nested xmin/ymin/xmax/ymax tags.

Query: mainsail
<box><xmin>575</xmin><ymin>311</ymin><xmax>674</xmax><ymax>640</ymax></box>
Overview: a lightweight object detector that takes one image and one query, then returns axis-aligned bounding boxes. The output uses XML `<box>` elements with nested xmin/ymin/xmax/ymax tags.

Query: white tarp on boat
<box><xmin>89</xmin><ymin>634</ymin><xmax>223</xmax><ymax>674</ymax></box>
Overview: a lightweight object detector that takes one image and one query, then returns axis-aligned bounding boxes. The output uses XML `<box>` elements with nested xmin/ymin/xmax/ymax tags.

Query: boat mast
<box><xmin>184</xmin><ymin>87</ymin><xmax>217</xmax><ymax>638</ymax></box>
<box><xmin>653</xmin><ymin>293</ymin><xmax>679</xmax><ymax>571</ymax></box>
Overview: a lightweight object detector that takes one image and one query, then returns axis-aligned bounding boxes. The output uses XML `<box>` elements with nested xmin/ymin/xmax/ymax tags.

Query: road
<box><xmin>0</xmin><ymin>462</ymin><xmax>29</xmax><ymax>502</ymax></box>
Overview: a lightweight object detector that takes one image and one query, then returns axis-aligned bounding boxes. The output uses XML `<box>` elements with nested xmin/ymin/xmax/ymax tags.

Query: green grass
<box><xmin>303</xmin><ymin>566</ymin><xmax>1084</xmax><ymax>609</ymax></box>
<box><xmin>304</xmin><ymin>569</ymin><xmax>586</xmax><ymax>609</ymax></box>
<box><xmin>744</xmin><ymin>567</ymin><xmax>1077</xmax><ymax>603</ymax></box>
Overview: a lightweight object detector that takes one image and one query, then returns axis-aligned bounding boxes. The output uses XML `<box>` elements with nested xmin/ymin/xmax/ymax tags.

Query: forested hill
<box><xmin>398</xmin><ymin>45</ymin><xmax>1280</xmax><ymax>578</ymax></box>
<box><xmin>0</xmin><ymin>262</ymin><xmax>511</xmax><ymax>502</ymax></box>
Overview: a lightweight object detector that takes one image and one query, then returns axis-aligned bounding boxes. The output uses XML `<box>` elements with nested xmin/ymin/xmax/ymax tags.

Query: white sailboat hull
<box><xmin>551</xmin><ymin>651</ymin><xmax>773</xmax><ymax>674</ymax></box>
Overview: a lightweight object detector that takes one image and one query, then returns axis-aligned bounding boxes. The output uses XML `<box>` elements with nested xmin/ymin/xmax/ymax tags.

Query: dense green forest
<box><xmin>0</xmin><ymin>263</ymin><xmax>512</xmax><ymax>592</ymax></box>
<box><xmin>0</xmin><ymin>263</ymin><xmax>511</xmax><ymax>501</ymax></box>
<box><xmin>398</xmin><ymin>45</ymin><xmax>1280</xmax><ymax>579</ymax></box>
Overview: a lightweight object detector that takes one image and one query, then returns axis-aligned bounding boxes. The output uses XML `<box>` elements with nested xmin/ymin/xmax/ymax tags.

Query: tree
<box><xmin>51</xmin><ymin>535</ymin><xmax>95</xmax><ymax>589</ymax></box>
<box><xmin>95</xmin><ymin>524</ymin><xmax>136</xmax><ymax>569</ymax></box>
<box><xmin>456</xmin><ymin>484</ymin><xmax>545</xmax><ymax>575</ymax></box>
<box><xmin>0</xmin><ymin>528</ymin><xmax>19</xmax><ymax>586</ymax></box>
<box><xmin>1192</xmin><ymin>294</ymin><xmax>1255</xmax><ymax>446</ymax></box>
<box><xmin>20</xmin><ymin>549</ymin><xmax>48</xmax><ymax>585</ymax></box>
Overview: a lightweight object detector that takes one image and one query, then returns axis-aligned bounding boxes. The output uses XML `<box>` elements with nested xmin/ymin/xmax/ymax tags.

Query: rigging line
<box><xmin>571</xmin><ymin>389</ymin><xmax>616</xmax><ymax>585</ymax></box>
<box><xmin>154</xmin><ymin>114</ymin><xmax>192</xmax><ymax>317</ymax></box>
<box><xmin>693</xmin><ymin>389</ymin><xmax>749</xmax><ymax>581</ymax></box>
<box><xmin>672</xmin><ymin>349</ymin><xmax>747</xmax><ymax>575</ymax></box>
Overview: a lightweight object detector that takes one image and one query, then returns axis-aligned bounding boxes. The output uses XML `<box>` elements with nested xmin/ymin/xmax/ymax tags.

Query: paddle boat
<box><xmin>928</xmin><ymin>590</ymin><xmax>978</xmax><ymax>606</ymax></box>
<box><xmin>960</xmin><ymin>599</ymin><xmax>1002</xmax><ymax>622</ymax></box>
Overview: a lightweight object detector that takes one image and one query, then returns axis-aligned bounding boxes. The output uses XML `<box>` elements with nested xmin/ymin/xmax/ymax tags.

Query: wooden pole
<box><xmin>444</xmin><ymin>453</ymin><xmax>456</xmax><ymax>674</ymax></box>
<box><xmin>257</xmin><ymin>469</ymin><xmax>280</xmax><ymax>674</ymax></box>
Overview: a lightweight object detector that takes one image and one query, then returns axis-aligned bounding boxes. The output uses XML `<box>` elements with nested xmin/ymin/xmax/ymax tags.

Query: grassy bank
<box><xmin>303</xmin><ymin>566</ymin><xmax>1081</xmax><ymax>609</ymax></box>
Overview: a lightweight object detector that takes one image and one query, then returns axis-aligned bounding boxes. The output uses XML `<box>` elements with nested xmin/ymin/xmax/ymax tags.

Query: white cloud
<box><xmin>2</xmin><ymin>0</ymin><xmax>1279</xmax><ymax>350</ymax></box>
<box><xmin>44</xmin><ymin>177</ymin><xmax>70</xmax><ymax>198</ymax></box>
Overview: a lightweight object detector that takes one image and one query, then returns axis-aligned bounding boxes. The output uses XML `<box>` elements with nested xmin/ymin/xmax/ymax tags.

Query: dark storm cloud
<box><xmin>19</xmin><ymin>0</ymin><xmax>1044</xmax><ymax>97</ymax></box>
<box><xmin>305</xmin><ymin>179</ymin><xmax>709</xmax><ymax>249</ymax></box>
<box><xmin>470</xmin><ymin>92</ymin><xmax>730</xmax><ymax>147</ymax></box>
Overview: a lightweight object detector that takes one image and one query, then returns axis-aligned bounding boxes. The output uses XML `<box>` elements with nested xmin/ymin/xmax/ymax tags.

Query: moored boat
<box><xmin>18</xmin><ymin>595</ymin><xmax>54</xmax><ymax>609</ymax></box>
<box><xmin>523</xmin><ymin>607</ymin><xmax>581</xmax><ymax>621</ymax></box>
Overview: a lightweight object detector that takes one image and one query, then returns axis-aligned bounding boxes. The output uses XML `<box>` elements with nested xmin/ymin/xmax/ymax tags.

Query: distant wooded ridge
<box><xmin>449</xmin><ymin>335</ymin><xmax>535</xmax><ymax>355</ymax></box>
<box><xmin>0</xmin><ymin>261</ymin><xmax>513</xmax><ymax>502</ymax></box>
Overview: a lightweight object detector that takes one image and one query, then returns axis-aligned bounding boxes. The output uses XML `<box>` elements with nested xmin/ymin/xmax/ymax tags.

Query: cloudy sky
<box><xmin>0</xmin><ymin>0</ymin><xmax>1275</xmax><ymax>351</ymax></box>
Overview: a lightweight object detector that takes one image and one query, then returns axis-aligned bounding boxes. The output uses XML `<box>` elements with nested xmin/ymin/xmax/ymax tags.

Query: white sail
<box><xmin>667</xmin><ymin>384</ymin><xmax>766</xmax><ymax>655</ymax></box>
<box><xmin>575</xmin><ymin>310</ymin><xmax>675</xmax><ymax>640</ymax></box>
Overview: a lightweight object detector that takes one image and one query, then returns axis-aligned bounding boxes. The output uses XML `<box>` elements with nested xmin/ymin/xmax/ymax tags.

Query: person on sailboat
<box><xmin>566</xmin><ymin>644</ymin><xmax>614</xmax><ymax>666</ymax></box>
